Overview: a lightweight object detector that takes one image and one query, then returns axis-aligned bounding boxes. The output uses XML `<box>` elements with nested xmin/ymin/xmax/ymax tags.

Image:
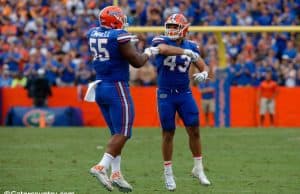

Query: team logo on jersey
<box><xmin>23</xmin><ymin>109</ymin><xmax>55</xmax><ymax>127</ymax></box>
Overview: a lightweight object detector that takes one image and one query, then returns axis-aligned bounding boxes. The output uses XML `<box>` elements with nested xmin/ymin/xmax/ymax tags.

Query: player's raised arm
<box><xmin>144</xmin><ymin>43</ymin><xmax>200</xmax><ymax>60</ymax></box>
<box><xmin>188</xmin><ymin>52</ymin><xmax>214</xmax><ymax>83</ymax></box>
<box><xmin>119</xmin><ymin>41</ymin><xmax>150</xmax><ymax>68</ymax></box>
<box><xmin>192</xmin><ymin>56</ymin><xmax>214</xmax><ymax>80</ymax></box>
<box><xmin>157</xmin><ymin>43</ymin><xmax>186</xmax><ymax>56</ymax></box>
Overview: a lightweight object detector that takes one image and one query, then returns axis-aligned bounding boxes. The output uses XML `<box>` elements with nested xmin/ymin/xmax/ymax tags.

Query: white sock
<box><xmin>111</xmin><ymin>155</ymin><xmax>121</xmax><ymax>174</ymax></box>
<box><xmin>194</xmin><ymin>156</ymin><xmax>204</xmax><ymax>171</ymax></box>
<box><xmin>164</xmin><ymin>161</ymin><xmax>173</xmax><ymax>174</ymax></box>
<box><xmin>98</xmin><ymin>153</ymin><xmax>114</xmax><ymax>170</ymax></box>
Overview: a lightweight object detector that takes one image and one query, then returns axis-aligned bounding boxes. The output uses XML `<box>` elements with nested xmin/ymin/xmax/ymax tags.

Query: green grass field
<box><xmin>0</xmin><ymin>127</ymin><xmax>300</xmax><ymax>194</ymax></box>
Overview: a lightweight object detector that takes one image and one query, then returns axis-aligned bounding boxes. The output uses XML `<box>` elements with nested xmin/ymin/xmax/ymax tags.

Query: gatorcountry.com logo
<box><xmin>23</xmin><ymin>109</ymin><xmax>55</xmax><ymax>127</ymax></box>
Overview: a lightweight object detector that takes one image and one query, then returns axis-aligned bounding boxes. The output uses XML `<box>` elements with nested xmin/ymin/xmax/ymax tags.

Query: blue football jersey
<box><xmin>87</xmin><ymin>27</ymin><xmax>132</xmax><ymax>82</ymax></box>
<box><xmin>152</xmin><ymin>36</ymin><xmax>200</xmax><ymax>89</ymax></box>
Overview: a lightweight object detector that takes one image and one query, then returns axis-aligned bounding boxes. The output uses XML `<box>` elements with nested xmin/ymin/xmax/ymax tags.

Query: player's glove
<box><xmin>183</xmin><ymin>49</ymin><xmax>199</xmax><ymax>62</ymax></box>
<box><xmin>193</xmin><ymin>71</ymin><xmax>208</xmax><ymax>83</ymax></box>
<box><xmin>144</xmin><ymin>47</ymin><xmax>160</xmax><ymax>58</ymax></box>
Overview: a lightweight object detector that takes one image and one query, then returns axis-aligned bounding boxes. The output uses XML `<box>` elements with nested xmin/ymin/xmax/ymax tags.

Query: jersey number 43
<box><xmin>163</xmin><ymin>55</ymin><xmax>191</xmax><ymax>73</ymax></box>
<box><xmin>89</xmin><ymin>38</ymin><xmax>110</xmax><ymax>61</ymax></box>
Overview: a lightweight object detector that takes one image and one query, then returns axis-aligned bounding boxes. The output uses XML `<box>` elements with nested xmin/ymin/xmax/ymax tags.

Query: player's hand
<box><xmin>144</xmin><ymin>47</ymin><xmax>160</xmax><ymax>58</ymax></box>
<box><xmin>130</xmin><ymin>35</ymin><xmax>139</xmax><ymax>43</ymax></box>
<box><xmin>193</xmin><ymin>71</ymin><xmax>208</xmax><ymax>83</ymax></box>
<box><xmin>183</xmin><ymin>49</ymin><xmax>199</xmax><ymax>62</ymax></box>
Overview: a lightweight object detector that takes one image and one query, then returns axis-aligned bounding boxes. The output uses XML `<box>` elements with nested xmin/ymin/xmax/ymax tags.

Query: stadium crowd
<box><xmin>0</xmin><ymin>0</ymin><xmax>300</xmax><ymax>88</ymax></box>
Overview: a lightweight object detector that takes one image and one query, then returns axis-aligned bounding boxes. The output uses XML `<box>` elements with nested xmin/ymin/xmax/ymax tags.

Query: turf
<box><xmin>0</xmin><ymin>127</ymin><xmax>300</xmax><ymax>194</ymax></box>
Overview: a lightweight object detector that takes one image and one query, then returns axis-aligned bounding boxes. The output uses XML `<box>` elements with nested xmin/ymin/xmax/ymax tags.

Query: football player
<box><xmin>87</xmin><ymin>6</ymin><xmax>152</xmax><ymax>192</ymax></box>
<box><xmin>147</xmin><ymin>13</ymin><xmax>212</xmax><ymax>191</ymax></box>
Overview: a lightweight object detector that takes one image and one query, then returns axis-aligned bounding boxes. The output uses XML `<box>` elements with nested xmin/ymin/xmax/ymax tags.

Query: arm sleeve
<box><xmin>151</xmin><ymin>36</ymin><xmax>166</xmax><ymax>47</ymax></box>
<box><xmin>116</xmin><ymin>30</ymin><xmax>132</xmax><ymax>44</ymax></box>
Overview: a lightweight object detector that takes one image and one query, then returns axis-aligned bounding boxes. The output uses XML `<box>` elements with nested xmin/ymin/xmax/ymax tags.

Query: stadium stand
<box><xmin>0</xmin><ymin>0</ymin><xmax>300</xmax><ymax>88</ymax></box>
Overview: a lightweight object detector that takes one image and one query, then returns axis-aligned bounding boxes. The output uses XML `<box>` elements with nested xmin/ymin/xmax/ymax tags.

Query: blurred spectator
<box><xmin>0</xmin><ymin>68</ymin><xmax>12</xmax><ymax>87</ymax></box>
<box><xmin>26</xmin><ymin>68</ymin><xmax>52</xmax><ymax>107</ymax></box>
<box><xmin>129</xmin><ymin>65</ymin><xmax>140</xmax><ymax>85</ymax></box>
<box><xmin>277</xmin><ymin>64</ymin><xmax>286</xmax><ymax>86</ymax></box>
<box><xmin>285</xmin><ymin>63</ymin><xmax>297</xmax><ymax>87</ymax></box>
<box><xmin>146</xmin><ymin>2</ymin><xmax>162</xmax><ymax>26</ymax></box>
<box><xmin>178</xmin><ymin>1</ymin><xmax>195</xmax><ymax>24</ymax></box>
<box><xmin>282</xmin><ymin>40</ymin><xmax>297</xmax><ymax>59</ymax></box>
<box><xmin>256</xmin><ymin>8</ymin><xmax>272</xmax><ymax>26</ymax></box>
<box><xmin>75</xmin><ymin>63</ymin><xmax>93</xmax><ymax>86</ymax></box>
<box><xmin>136</xmin><ymin>62</ymin><xmax>156</xmax><ymax>86</ymax></box>
<box><xmin>11</xmin><ymin>71</ymin><xmax>27</xmax><ymax>88</ymax></box>
<box><xmin>199</xmin><ymin>79</ymin><xmax>215</xmax><ymax>127</ymax></box>
<box><xmin>119</xmin><ymin>0</ymin><xmax>131</xmax><ymax>16</ymax></box>
<box><xmin>66</xmin><ymin>0</ymin><xmax>85</xmax><ymax>15</ymax></box>
<box><xmin>56</xmin><ymin>55</ymin><xmax>76</xmax><ymax>86</ymax></box>
<box><xmin>23</xmin><ymin>54</ymin><xmax>41</xmax><ymax>78</ymax></box>
<box><xmin>163</xmin><ymin>0</ymin><xmax>179</xmax><ymax>20</ymax></box>
<box><xmin>278</xmin><ymin>5</ymin><xmax>296</xmax><ymax>25</ymax></box>
<box><xmin>127</xmin><ymin>5</ymin><xmax>139</xmax><ymax>25</ymax></box>
<box><xmin>1</xmin><ymin>16</ymin><xmax>17</xmax><ymax>36</ymax></box>
<box><xmin>135</xmin><ymin>0</ymin><xmax>147</xmax><ymax>25</ymax></box>
<box><xmin>295</xmin><ymin>54</ymin><xmax>300</xmax><ymax>70</ymax></box>
<box><xmin>237</xmin><ymin>10</ymin><xmax>253</xmax><ymax>26</ymax></box>
<box><xmin>258</xmin><ymin>71</ymin><xmax>278</xmax><ymax>127</ymax></box>
<box><xmin>44</xmin><ymin>54</ymin><xmax>58</xmax><ymax>86</ymax></box>
<box><xmin>24</xmin><ymin>13</ymin><xmax>38</xmax><ymax>33</ymax></box>
<box><xmin>226</xmin><ymin>35</ymin><xmax>242</xmax><ymax>59</ymax></box>
<box><xmin>242</xmin><ymin>35</ymin><xmax>255</xmax><ymax>62</ymax></box>
<box><xmin>2</xmin><ymin>44</ymin><xmax>21</xmax><ymax>73</ymax></box>
<box><xmin>296</xmin><ymin>70</ymin><xmax>300</xmax><ymax>86</ymax></box>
